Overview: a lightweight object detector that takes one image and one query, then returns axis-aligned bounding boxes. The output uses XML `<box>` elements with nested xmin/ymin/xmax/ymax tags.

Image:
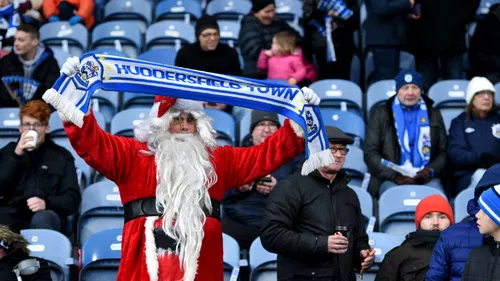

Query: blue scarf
<box><xmin>392</xmin><ymin>97</ymin><xmax>431</xmax><ymax>169</ymax></box>
<box><xmin>1</xmin><ymin>76</ymin><xmax>39</xmax><ymax>104</ymax></box>
<box><xmin>308</xmin><ymin>17</ymin><xmax>336</xmax><ymax>62</ymax></box>
<box><xmin>43</xmin><ymin>53</ymin><xmax>334</xmax><ymax>175</ymax></box>
<box><xmin>0</xmin><ymin>3</ymin><xmax>20</xmax><ymax>38</ymax></box>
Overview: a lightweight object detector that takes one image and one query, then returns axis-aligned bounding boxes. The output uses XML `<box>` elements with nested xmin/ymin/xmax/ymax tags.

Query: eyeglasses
<box><xmin>20</xmin><ymin>123</ymin><xmax>47</xmax><ymax>129</ymax></box>
<box><xmin>256</xmin><ymin>122</ymin><xmax>278</xmax><ymax>130</ymax></box>
<box><xmin>172</xmin><ymin>114</ymin><xmax>196</xmax><ymax>125</ymax></box>
<box><xmin>329</xmin><ymin>147</ymin><xmax>349</xmax><ymax>155</ymax></box>
<box><xmin>200</xmin><ymin>32</ymin><xmax>219</xmax><ymax>39</ymax></box>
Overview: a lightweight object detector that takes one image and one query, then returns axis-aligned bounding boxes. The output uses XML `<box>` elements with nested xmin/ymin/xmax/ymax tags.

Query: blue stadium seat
<box><xmin>343</xmin><ymin>145</ymin><xmax>368</xmax><ymax>188</ymax></box>
<box><xmin>350</xmin><ymin>54</ymin><xmax>362</xmax><ymax>87</ymax></box>
<box><xmin>205</xmin><ymin>109</ymin><xmax>236</xmax><ymax>145</ymax></box>
<box><xmin>91</xmin><ymin>21</ymin><xmax>143</xmax><ymax>58</ymax></box>
<box><xmin>80</xmin><ymin>228</ymin><xmax>122</xmax><ymax>281</ymax></box>
<box><xmin>87</xmin><ymin>48</ymin><xmax>129</xmax><ymax>57</ymax></box>
<box><xmin>350</xmin><ymin>186</ymin><xmax>373</xmax><ymax>221</ymax></box>
<box><xmin>399</xmin><ymin>51</ymin><xmax>415</xmax><ymax>69</ymax></box>
<box><xmin>78</xmin><ymin>181</ymin><xmax>124</xmax><ymax>245</ymax></box>
<box><xmin>440</xmin><ymin>108</ymin><xmax>463</xmax><ymax>134</ymax></box>
<box><xmin>249</xmin><ymin>237</ymin><xmax>277</xmax><ymax>281</ymax></box>
<box><xmin>52</xmin><ymin>48</ymin><xmax>71</xmax><ymax>68</ymax></box>
<box><xmin>122</xmin><ymin>92</ymin><xmax>155</xmax><ymax>109</ymax></box>
<box><xmin>366</xmin><ymin>80</ymin><xmax>395</xmax><ymax>117</ymax></box>
<box><xmin>155</xmin><ymin>0</ymin><xmax>202</xmax><ymax>23</ymax></box>
<box><xmin>0</xmin><ymin>107</ymin><xmax>20</xmax><ymax>148</ymax></box>
<box><xmin>40</xmin><ymin>22</ymin><xmax>88</xmax><ymax>57</ymax></box>
<box><xmin>206</xmin><ymin>0</ymin><xmax>252</xmax><ymax>20</ymax></box>
<box><xmin>138</xmin><ymin>49</ymin><xmax>177</xmax><ymax>65</ymax></box>
<box><xmin>145</xmin><ymin>20</ymin><xmax>196</xmax><ymax>51</ymax></box>
<box><xmin>223</xmin><ymin>233</ymin><xmax>240</xmax><ymax>281</ymax></box>
<box><xmin>218</xmin><ymin>20</ymin><xmax>240</xmax><ymax>47</ymax></box>
<box><xmin>22</xmin><ymin>229</ymin><xmax>74</xmax><ymax>281</ymax></box>
<box><xmin>309</xmin><ymin>79</ymin><xmax>363</xmax><ymax>115</ymax></box>
<box><xmin>428</xmin><ymin>80</ymin><xmax>469</xmax><ymax>108</ymax></box>
<box><xmin>104</xmin><ymin>0</ymin><xmax>152</xmax><ymax>33</ymax></box>
<box><xmin>91</xmin><ymin>90</ymin><xmax>120</xmax><ymax>124</ymax></box>
<box><xmin>274</xmin><ymin>0</ymin><xmax>302</xmax><ymax>23</ymax></box>
<box><xmin>357</xmin><ymin>232</ymin><xmax>404</xmax><ymax>280</ymax></box>
<box><xmin>379</xmin><ymin>185</ymin><xmax>447</xmax><ymax>238</ymax></box>
<box><xmin>111</xmin><ymin>108</ymin><xmax>151</xmax><ymax>137</ymax></box>
<box><xmin>455</xmin><ymin>187</ymin><xmax>475</xmax><ymax>223</ymax></box>
<box><xmin>321</xmin><ymin>109</ymin><xmax>365</xmax><ymax>148</ymax></box>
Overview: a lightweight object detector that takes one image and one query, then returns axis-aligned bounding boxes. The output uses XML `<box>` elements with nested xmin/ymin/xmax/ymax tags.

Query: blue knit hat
<box><xmin>394</xmin><ymin>69</ymin><xmax>423</xmax><ymax>92</ymax></box>
<box><xmin>478</xmin><ymin>185</ymin><xmax>500</xmax><ymax>226</ymax></box>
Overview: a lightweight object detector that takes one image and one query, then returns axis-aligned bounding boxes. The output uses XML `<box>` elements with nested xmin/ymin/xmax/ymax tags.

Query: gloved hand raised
<box><xmin>60</xmin><ymin>57</ymin><xmax>81</xmax><ymax>77</ymax></box>
<box><xmin>301</xmin><ymin>87</ymin><xmax>321</xmax><ymax>106</ymax></box>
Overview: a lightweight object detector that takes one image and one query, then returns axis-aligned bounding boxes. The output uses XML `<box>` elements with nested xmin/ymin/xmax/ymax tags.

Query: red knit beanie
<box><xmin>414</xmin><ymin>195</ymin><xmax>454</xmax><ymax>228</ymax></box>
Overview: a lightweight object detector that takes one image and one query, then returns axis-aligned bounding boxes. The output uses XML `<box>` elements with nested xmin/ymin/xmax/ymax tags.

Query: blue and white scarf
<box><xmin>309</xmin><ymin>17</ymin><xmax>336</xmax><ymax>62</ymax></box>
<box><xmin>43</xmin><ymin>53</ymin><xmax>334</xmax><ymax>175</ymax></box>
<box><xmin>392</xmin><ymin>97</ymin><xmax>431</xmax><ymax>169</ymax></box>
<box><xmin>0</xmin><ymin>2</ymin><xmax>20</xmax><ymax>38</ymax></box>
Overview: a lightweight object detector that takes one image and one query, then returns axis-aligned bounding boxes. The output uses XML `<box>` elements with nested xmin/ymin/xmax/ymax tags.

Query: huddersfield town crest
<box><xmin>492</xmin><ymin>124</ymin><xmax>500</xmax><ymax>139</ymax></box>
<box><xmin>80</xmin><ymin>61</ymin><xmax>99</xmax><ymax>82</ymax></box>
<box><xmin>305</xmin><ymin>110</ymin><xmax>318</xmax><ymax>136</ymax></box>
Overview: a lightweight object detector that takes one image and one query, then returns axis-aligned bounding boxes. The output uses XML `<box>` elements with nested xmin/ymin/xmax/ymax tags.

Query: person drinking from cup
<box><xmin>261</xmin><ymin>126</ymin><xmax>374</xmax><ymax>281</ymax></box>
<box><xmin>0</xmin><ymin>100</ymin><xmax>80</xmax><ymax>233</ymax></box>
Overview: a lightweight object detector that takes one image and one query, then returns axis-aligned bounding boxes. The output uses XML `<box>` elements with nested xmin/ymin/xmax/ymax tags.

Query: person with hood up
<box><xmin>425</xmin><ymin>164</ymin><xmax>500</xmax><ymax>281</ymax></box>
<box><xmin>375</xmin><ymin>194</ymin><xmax>453</xmax><ymax>281</ymax></box>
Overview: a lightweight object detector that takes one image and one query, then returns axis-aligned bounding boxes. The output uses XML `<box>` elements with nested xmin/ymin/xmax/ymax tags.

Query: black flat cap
<box><xmin>326</xmin><ymin>126</ymin><xmax>354</xmax><ymax>144</ymax></box>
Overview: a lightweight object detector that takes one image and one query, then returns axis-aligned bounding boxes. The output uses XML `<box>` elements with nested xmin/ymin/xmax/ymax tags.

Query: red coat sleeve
<box><xmin>63</xmin><ymin>111</ymin><xmax>143</xmax><ymax>185</ymax></box>
<box><xmin>213</xmin><ymin>119</ymin><xmax>304</xmax><ymax>192</ymax></box>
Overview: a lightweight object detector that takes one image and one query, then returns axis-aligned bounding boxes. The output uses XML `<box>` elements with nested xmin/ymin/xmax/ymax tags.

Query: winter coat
<box><xmin>407</xmin><ymin>0</ymin><xmax>479</xmax><ymax>56</ymax></box>
<box><xmin>238</xmin><ymin>14</ymin><xmax>300</xmax><ymax>78</ymax></box>
<box><xmin>469</xmin><ymin>4</ymin><xmax>500</xmax><ymax>83</ymax></box>
<box><xmin>0</xmin><ymin>139</ymin><xmax>81</xmax><ymax>221</ymax></box>
<box><xmin>364</xmin><ymin>95</ymin><xmax>447</xmax><ymax>196</ymax></box>
<box><xmin>448</xmin><ymin>111</ymin><xmax>500</xmax><ymax>191</ymax></box>
<box><xmin>0</xmin><ymin>248</ymin><xmax>52</xmax><ymax>281</ymax></box>
<box><xmin>462</xmin><ymin>237</ymin><xmax>500</xmax><ymax>281</ymax></box>
<box><xmin>0</xmin><ymin>48</ymin><xmax>60</xmax><ymax>108</ymax></box>
<box><xmin>364</xmin><ymin>0</ymin><xmax>412</xmax><ymax>47</ymax></box>
<box><xmin>42</xmin><ymin>0</ymin><xmax>95</xmax><ymax>29</ymax></box>
<box><xmin>260</xmin><ymin>171</ymin><xmax>370</xmax><ymax>281</ymax></box>
<box><xmin>257</xmin><ymin>47</ymin><xmax>317</xmax><ymax>82</ymax></box>
<box><xmin>424</xmin><ymin>164</ymin><xmax>500</xmax><ymax>281</ymax></box>
<box><xmin>175</xmin><ymin>41</ymin><xmax>242</xmax><ymax>76</ymax></box>
<box><xmin>375</xmin><ymin>230</ymin><xmax>440</xmax><ymax>281</ymax></box>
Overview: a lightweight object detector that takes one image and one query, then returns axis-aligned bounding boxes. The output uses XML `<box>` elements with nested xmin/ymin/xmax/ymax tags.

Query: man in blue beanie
<box><xmin>425</xmin><ymin>164</ymin><xmax>500</xmax><ymax>281</ymax></box>
<box><xmin>364</xmin><ymin>69</ymin><xmax>448</xmax><ymax>197</ymax></box>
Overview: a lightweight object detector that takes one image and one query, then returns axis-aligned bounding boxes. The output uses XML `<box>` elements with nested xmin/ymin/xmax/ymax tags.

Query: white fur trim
<box><xmin>301</xmin><ymin>149</ymin><xmax>335</xmax><ymax>175</ymax></box>
<box><xmin>466</xmin><ymin>77</ymin><xmax>496</xmax><ymax>104</ymax></box>
<box><xmin>145</xmin><ymin>216</ymin><xmax>160</xmax><ymax>281</ymax></box>
<box><xmin>173</xmin><ymin>99</ymin><xmax>203</xmax><ymax>113</ymax></box>
<box><xmin>290</xmin><ymin>119</ymin><xmax>305</xmax><ymax>138</ymax></box>
<box><xmin>42</xmin><ymin>89</ymin><xmax>84</xmax><ymax>127</ymax></box>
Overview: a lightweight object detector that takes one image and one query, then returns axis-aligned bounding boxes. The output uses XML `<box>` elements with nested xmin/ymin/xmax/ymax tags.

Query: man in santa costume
<box><xmin>56</xmin><ymin>58</ymin><xmax>320</xmax><ymax>281</ymax></box>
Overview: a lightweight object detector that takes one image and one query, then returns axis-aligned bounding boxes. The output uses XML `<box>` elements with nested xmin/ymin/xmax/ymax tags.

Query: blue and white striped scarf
<box><xmin>43</xmin><ymin>53</ymin><xmax>333</xmax><ymax>175</ymax></box>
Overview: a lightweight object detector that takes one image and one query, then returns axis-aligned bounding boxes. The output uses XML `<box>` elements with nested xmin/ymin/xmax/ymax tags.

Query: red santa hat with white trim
<box><xmin>151</xmin><ymin>96</ymin><xmax>204</xmax><ymax>120</ymax></box>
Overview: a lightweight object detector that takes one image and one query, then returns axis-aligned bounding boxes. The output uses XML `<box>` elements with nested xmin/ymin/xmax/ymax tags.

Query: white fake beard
<box><xmin>154</xmin><ymin>132</ymin><xmax>217</xmax><ymax>281</ymax></box>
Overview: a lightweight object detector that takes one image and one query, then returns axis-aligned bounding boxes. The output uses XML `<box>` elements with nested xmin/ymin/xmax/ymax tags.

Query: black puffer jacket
<box><xmin>0</xmin><ymin>248</ymin><xmax>52</xmax><ymax>281</ymax></box>
<box><xmin>0</xmin><ymin>138</ymin><xmax>81</xmax><ymax>220</ymax></box>
<box><xmin>462</xmin><ymin>237</ymin><xmax>500</xmax><ymax>281</ymax></box>
<box><xmin>364</xmin><ymin>95</ymin><xmax>447</xmax><ymax>196</ymax></box>
<box><xmin>261</xmin><ymin>171</ymin><xmax>370</xmax><ymax>281</ymax></box>
<box><xmin>375</xmin><ymin>230</ymin><xmax>440</xmax><ymax>281</ymax></box>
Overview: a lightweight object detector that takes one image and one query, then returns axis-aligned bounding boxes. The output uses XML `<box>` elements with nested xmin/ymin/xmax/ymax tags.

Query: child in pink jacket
<box><xmin>257</xmin><ymin>31</ymin><xmax>317</xmax><ymax>87</ymax></box>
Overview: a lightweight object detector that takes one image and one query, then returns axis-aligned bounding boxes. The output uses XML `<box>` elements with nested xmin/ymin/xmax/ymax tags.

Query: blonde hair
<box><xmin>273</xmin><ymin>31</ymin><xmax>296</xmax><ymax>55</ymax></box>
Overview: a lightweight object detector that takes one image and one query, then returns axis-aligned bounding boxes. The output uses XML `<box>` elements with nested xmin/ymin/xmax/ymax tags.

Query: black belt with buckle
<box><xmin>123</xmin><ymin>196</ymin><xmax>221</xmax><ymax>223</ymax></box>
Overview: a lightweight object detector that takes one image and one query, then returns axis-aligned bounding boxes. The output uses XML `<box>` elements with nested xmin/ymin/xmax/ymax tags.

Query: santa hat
<box><xmin>466</xmin><ymin>77</ymin><xmax>496</xmax><ymax>105</ymax></box>
<box><xmin>151</xmin><ymin>96</ymin><xmax>204</xmax><ymax>118</ymax></box>
<box><xmin>414</xmin><ymin>195</ymin><xmax>454</xmax><ymax>228</ymax></box>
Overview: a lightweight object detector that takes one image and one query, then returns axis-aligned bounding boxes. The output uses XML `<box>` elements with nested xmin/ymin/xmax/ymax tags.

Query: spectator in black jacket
<box><xmin>238</xmin><ymin>0</ymin><xmax>300</xmax><ymax>78</ymax></box>
<box><xmin>175</xmin><ymin>15</ymin><xmax>242</xmax><ymax>114</ymax></box>
<box><xmin>261</xmin><ymin>126</ymin><xmax>374</xmax><ymax>281</ymax></box>
<box><xmin>302</xmin><ymin>0</ymin><xmax>359</xmax><ymax>80</ymax></box>
<box><xmin>0</xmin><ymin>100</ymin><xmax>81</xmax><ymax>232</ymax></box>
<box><xmin>0</xmin><ymin>23</ymin><xmax>60</xmax><ymax>108</ymax></box>
<box><xmin>469</xmin><ymin>3</ymin><xmax>500</xmax><ymax>84</ymax></box>
<box><xmin>375</xmin><ymin>194</ymin><xmax>453</xmax><ymax>281</ymax></box>
<box><xmin>462</xmin><ymin>184</ymin><xmax>500</xmax><ymax>281</ymax></box>
<box><xmin>0</xmin><ymin>224</ymin><xmax>51</xmax><ymax>281</ymax></box>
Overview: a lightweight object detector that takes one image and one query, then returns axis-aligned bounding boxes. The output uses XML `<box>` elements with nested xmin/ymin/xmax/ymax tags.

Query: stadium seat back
<box><xmin>249</xmin><ymin>237</ymin><xmax>277</xmax><ymax>281</ymax></box>
<box><xmin>455</xmin><ymin>187</ymin><xmax>475</xmax><ymax>223</ymax></box>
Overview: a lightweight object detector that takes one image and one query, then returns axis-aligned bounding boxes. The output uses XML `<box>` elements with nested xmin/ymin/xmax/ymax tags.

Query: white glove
<box><xmin>302</xmin><ymin>87</ymin><xmax>321</xmax><ymax>106</ymax></box>
<box><xmin>60</xmin><ymin>56</ymin><xmax>81</xmax><ymax>77</ymax></box>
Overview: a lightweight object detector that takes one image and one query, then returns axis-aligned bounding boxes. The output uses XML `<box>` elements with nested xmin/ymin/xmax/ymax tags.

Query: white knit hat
<box><xmin>466</xmin><ymin>77</ymin><xmax>496</xmax><ymax>104</ymax></box>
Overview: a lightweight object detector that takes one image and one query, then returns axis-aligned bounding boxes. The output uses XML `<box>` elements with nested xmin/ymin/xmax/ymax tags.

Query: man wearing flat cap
<box><xmin>261</xmin><ymin>126</ymin><xmax>374</xmax><ymax>281</ymax></box>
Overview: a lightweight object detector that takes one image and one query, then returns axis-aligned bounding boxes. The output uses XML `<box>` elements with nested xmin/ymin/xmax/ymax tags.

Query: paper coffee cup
<box><xmin>25</xmin><ymin>130</ymin><xmax>38</xmax><ymax>151</ymax></box>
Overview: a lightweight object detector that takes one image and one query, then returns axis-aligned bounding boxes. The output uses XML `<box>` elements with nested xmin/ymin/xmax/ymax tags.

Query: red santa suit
<box><xmin>64</xmin><ymin>97</ymin><xmax>305</xmax><ymax>281</ymax></box>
